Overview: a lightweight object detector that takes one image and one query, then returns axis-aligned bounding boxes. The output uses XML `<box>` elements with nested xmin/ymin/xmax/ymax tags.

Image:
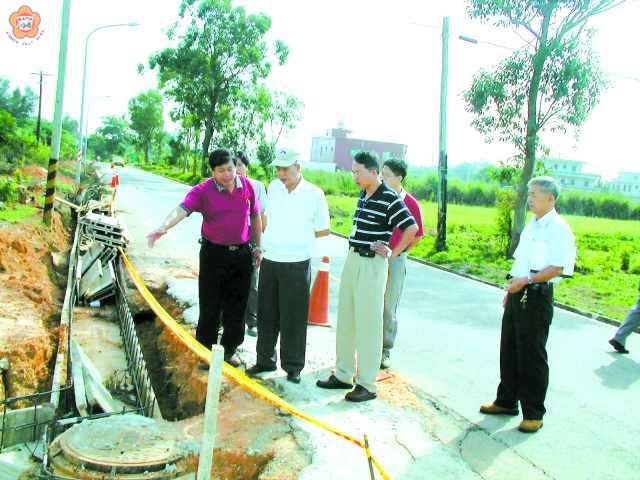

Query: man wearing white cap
<box><xmin>246</xmin><ymin>148</ymin><xmax>330</xmax><ymax>383</ymax></box>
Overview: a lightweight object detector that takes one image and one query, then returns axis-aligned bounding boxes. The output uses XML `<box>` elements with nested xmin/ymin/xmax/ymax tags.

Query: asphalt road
<box><xmin>113</xmin><ymin>165</ymin><xmax>640</xmax><ymax>480</ymax></box>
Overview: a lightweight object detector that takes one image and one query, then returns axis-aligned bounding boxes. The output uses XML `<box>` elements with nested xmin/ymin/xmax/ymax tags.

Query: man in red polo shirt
<box><xmin>147</xmin><ymin>148</ymin><xmax>262</xmax><ymax>367</ymax></box>
<box><xmin>380</xmin><ymin>159</ymin><xmax>424</xmax><ymax>369</ymax></box>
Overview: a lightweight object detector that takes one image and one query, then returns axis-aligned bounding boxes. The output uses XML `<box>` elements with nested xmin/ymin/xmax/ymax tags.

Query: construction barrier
<box><xmin>119</xmin><ymin>249</ymin><xmax>391</xmax><ymax>480</ymax></box>
<box><xmin>308</xmin><ymin>255</ymin><xmax>331</xmax><ymax>326</ymax></box>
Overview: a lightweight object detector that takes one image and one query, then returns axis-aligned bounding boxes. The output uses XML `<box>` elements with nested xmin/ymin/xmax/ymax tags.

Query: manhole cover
<box><xmin>50</xmin><ymin>414</ymin><xmax>197</xmax><ymax>478</ymax></box>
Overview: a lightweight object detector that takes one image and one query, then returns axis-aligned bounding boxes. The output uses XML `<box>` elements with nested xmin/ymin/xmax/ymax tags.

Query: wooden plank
<box><xmin>54</xmin><ymin>196</ymin><xmax>79</xmax><ymax>210</ymax></box>
<box><xmin>0</xmin><ymin>404</ymin><xmax>54</xmax><ymax>448</ymax></box>
<box><xmin>70</xmin><ymin>342</ymin><xmax>88</xmax><ymax>416</ymax></box>
<box><xmin>72</xmin><ymin>340</ymin><xmax>119</xmax><ymax>414</ymax></box>
<box><xmin>50</xmin><ymin>227</ymin><xmax>79</xmax><ymax>410</ymax></box>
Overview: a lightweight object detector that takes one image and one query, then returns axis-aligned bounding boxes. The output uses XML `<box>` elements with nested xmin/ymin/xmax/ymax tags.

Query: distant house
<box><xmin>607</xmin><ymin>171</ymin><xmax>640</xmax><ymax>201</ymax></box>
<box><xmin>540</xmin><ymin>158</ymin><xmax>602</xmax><ymax>192</ymax></box>
<box><xmin>310</xmin><ymin>124</ymin><xmax>407</xmax><ymax>171</ymax></box>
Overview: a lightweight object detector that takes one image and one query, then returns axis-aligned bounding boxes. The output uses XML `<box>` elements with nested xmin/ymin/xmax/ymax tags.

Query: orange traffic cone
<box><xmin>308</xmin><ymin>256</ymin><xmax>330</xmax><ymax>326</ymax></box>
<box><xmin>110</xmin><ymin>162</ymin><xmax>119</xmax><ymax>188</ymax></box>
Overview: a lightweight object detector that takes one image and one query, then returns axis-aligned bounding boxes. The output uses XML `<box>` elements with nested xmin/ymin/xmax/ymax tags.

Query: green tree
<box><xmin>463</xmin><ymin>0</ymin><xmax>624</xmax><ymax>256</ymax></box>
<box><xmin>62</xmin><ymin>114</ymin><xmax>79</xmax><ymax>138</ymax></box>
<box><xmin>87</xmin><ymin>115</ymin><xmax>131</xmax><ymax>160</ymax></box>
<box><xmin>215</xmin><ymin>83</ymin><xmax>272</xmax><ymax>154</ymax></box>
<box><xmin>128</xmin><ymin>90</ymin><xmax>164</xmax><ymax>163</ymax></box>
<box><xmin>0</xmin><ymin>78</ymin><xmax>37</xmax><ymax>121</ymax></box>
<box><xmin>255</xmin><ymin>90</ymin><xmax>303</xmax><ymax>179</ymax></box>
<box><xmin>147</xmin><ymin>0</ymin><xmax>289</xmax><ymax>176</ymax></box>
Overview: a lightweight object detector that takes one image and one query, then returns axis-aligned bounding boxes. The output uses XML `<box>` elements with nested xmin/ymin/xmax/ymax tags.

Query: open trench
<box><xmin>0</xmin><ymin>209</ymin><xmax>308</xmax><ymax>478</ymax></box>
<box><xmin>125</xmin><ymin>285</ymin><xmax>310</xmax><ymax>479</ymax></box>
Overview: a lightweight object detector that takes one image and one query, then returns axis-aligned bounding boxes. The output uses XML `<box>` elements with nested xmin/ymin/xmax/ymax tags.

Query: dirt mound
<box><xmin>18</xmin><ymin>163</ymin><xmax>74</xmax><ymax>187</ymax></box>
<box><xmin>0</xmin><ymin>212</ymin><xmax>69</xmax><ymax>402</ymax></box>
<box><xmin>18</xmin><ymin>165</ymin><xmax>47</xmax><ymax>182</ymax></box>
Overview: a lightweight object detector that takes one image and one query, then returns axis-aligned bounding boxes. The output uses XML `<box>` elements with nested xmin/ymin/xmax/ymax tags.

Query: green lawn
<box><xmin>328</xmin><ymin>195</ymin><xmax>640</xmax><ymax>322</ymax></box>
<box><xmin>0</xmin><ymin>204</ymin><xmax>38</xmax><ymax>223</ymax></box>
<box><xmin>130</xmin><ymin>163</ymin><xmax>639</xmax><ymax>322</ymax></box>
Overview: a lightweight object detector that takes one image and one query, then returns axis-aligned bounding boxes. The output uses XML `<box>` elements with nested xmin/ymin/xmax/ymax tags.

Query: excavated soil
<box><xmin>0</xmin><ymin>211</ymin><xmax>69</xmax><ymax>404</ymax></box>
<box><xmin>131</xmin><ymin>287</ymin><xmax>309</xmax><ymax>479</ymax></box>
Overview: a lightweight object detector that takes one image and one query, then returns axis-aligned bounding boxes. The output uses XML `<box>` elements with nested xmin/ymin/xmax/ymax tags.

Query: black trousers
<box><xmin>496</xmin><ymin>285</ymin><xmax>554</xmax><ymax>420</ymax></box>
<box><xmin>256</xmin><ymin>258</ymin><xmax>311</xmax><ymax>374</ymax></box>
<box><xmin>244</xmin><ymin>266</ymin><xmax>258</xmax><ymax>329</ymax></box>
<box><xmin>196</xmin><ymin>241</ymin><xmax>253</xmax><ymax>354</ymax></box>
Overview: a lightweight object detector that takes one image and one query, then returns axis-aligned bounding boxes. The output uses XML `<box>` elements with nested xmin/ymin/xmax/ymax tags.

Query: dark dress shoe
<box><xmin>345</xmin><ymin>385</ymin><xmax>376</xmax><ymax>402</ymax></box>
<box><xmin>286</xmin><ymin>372</ymin><xmax>301</xmax><ymax>384</ymax></box>
<box><xmin>224</xmin><ymin>352</ymin><xmax>243</xmax><ymax>368</ymax></box>
<box><xmin>316</xmin><ymin>374</ymin><xmax>353</xmax><ymax>389</ymax></box>
<box><xmin>246</xmin><ymin>364</ymin><xmax>277</xmax><ymax>376</ymax></box>
<box><xmin>609</xmin><ymin>339</ymin><xmax>629</xmax><ymax>354</ymax></box>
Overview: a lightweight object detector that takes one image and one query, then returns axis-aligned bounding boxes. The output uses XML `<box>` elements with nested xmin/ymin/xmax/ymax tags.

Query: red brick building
<box><xmin>310</xmin><ymin>124</ymin><xmax>407</xmax><ymax>171</ymax></box>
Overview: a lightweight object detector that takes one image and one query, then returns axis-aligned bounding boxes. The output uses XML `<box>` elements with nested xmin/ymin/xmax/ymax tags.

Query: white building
<box><xmin>541</xmin><ymin>158</ymin><xmax>602</xmax><ymax>192</ymax></box>
<box><xmin>607</xmin><ymin>171</ymin><xmax>640</xmax><ymax>201</ymax></box>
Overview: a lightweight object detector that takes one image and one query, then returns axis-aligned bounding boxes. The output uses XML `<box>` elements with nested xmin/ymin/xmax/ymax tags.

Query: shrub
<box><xmin>0</xmin><ymin>175</ymin><xmax>20</xmax><ymax>203</ymax></box>
<box><xmin>495</xmin><ymin>188</ymin><xmax>516</xmax><ymax>256</ymax></box>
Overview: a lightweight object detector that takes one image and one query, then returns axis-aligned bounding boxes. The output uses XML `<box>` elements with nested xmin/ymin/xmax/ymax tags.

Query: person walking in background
<box><xmin>235</xmin><ymin>151</ymin><xmax>268</xmax><ymax>337</ymax></box>
<box><xmin>146</xmin><ymin>148</ymin><xmax>262</xmax><ymax>368</ymax></box>
<box><xmin>317</xmin><ymin>152</ymin><xmax>417</xmax><ymax>402</ymax></box>
<box><xmin>609</xmin><ymin>281</ymin><xmax>640</xmax><ymax>353</ymax></box>
<box><xmin>379</xmin><ymin>158</ymin><xmax>424</xmax><ymax>369</ymax></box>
<box><xmin>480</xmin><ymin>176</ymin><xmax>576</xmax><ymax>433</ymax></box>
<box><xmin>246</xmin><ymin>148</ymin><xmax>330</xmax><ymax>383</ymax></box>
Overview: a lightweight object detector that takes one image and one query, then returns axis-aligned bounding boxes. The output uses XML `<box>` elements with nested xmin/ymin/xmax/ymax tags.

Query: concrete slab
<box><xmin>0</xmin><ymin>444</ymin><xmax>38</xmax><ymax>479</ymax></box>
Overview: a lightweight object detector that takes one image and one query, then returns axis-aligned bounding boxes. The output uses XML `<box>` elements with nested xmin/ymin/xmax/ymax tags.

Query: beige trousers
<box><xmin>335</xmin><ymin>250</ymin><xmax>388</xmax><ymax>393</ymax></box>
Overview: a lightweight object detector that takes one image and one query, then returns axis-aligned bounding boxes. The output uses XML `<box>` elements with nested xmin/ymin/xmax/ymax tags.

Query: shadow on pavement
<box><xmin>594</xmin><ymin>353</ymin><xmax>640</xmax><ymax>390</ymax></box>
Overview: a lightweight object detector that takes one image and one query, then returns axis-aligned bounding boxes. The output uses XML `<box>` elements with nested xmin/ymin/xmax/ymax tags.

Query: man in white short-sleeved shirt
<box><xmin>246</xmin><ymin>148</ymin><xmax>330</xmax><ymax>383</ymax></box>
<box><xmin>480</xmin><ymin>176</ymin><xmax>576</xmax><ymax>434</ymax></box>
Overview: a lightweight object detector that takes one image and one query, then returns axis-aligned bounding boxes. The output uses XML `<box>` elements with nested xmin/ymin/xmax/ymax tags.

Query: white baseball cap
<box><xmin>272</xmin><ymin>148</ymin><xmax>301</xmax><ymax>167</ymax></box>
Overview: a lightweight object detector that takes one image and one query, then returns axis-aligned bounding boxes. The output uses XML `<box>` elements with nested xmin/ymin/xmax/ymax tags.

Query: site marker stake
<box><xmin>364</xmin><ymin>434</ymin><xmax>376</xmax><ymax>480</ymax></box>
<box><xmin>197</xmin><ymin>345</ymin><xmax>224</xmax><ymax>479</ymax></box>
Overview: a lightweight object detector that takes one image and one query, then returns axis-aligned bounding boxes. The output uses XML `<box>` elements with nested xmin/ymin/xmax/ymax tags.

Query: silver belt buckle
<box><xmin>229</xmin><ymin>245</ymin><xmax>240</xmax><ymax>251</ymax></box>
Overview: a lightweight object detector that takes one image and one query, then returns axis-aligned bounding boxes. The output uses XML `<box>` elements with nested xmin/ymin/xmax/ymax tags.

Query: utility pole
<box><xmin>43</xmin><ymin>0</ymin><xmax>71</xmax><ymax>226</ymax></box>
<box><xmin>30</xmin><ymin>71</ymin><xmax>52</xmax><ymax>143</ymax></box>
<box><xmin>436</xmin><ymin>16</ymin><xmax>449</xmax><ymax>252</ymax></box>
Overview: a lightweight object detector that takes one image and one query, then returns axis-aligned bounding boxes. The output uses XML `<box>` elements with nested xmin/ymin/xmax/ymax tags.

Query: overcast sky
<box><xmin>2</xmin><ymin>0</ymin><xmax>639</xmax><ymax>179</ymax></box>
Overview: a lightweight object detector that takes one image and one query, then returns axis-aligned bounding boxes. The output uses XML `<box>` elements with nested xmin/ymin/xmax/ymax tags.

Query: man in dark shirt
<box><xmin>317</xmin><ymin>152</ymin><xmax>417</xmax><ymax>402</ymax></box>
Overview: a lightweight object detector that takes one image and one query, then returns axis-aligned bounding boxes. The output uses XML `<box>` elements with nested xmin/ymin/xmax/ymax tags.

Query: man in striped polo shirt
<box><xmin>317</xmin><ymin>152</ymin><xmax>418</xmax><ymax>402</ymax></box>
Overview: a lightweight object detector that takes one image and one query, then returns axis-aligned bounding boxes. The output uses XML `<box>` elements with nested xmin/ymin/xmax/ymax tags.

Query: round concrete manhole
<box><xmin>49</xmin><ymin>414</ymin><xmax>197</xmax><ymax>478</ymax></box>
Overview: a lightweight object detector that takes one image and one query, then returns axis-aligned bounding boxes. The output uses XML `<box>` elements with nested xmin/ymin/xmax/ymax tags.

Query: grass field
<box><xmin>130</xmin><ymin>163</ymin><xmax>639</xmax><ymax>322</ymax></box>
<box><xmin>328</xmin><ymin>195</ymin><xmax>640</xmax><ymax>322</ymax></box>
<box><xmin>0</xmin><ymin>204</ymin><xmax>38</xmax><ymax>223</ymax></box>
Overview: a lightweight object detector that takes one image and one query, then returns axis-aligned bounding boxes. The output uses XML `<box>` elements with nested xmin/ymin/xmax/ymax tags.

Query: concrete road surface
<box><xmin>113</xmin><ymin>165</ymin><xmax>640</xmax><ymax>480</ymax></box>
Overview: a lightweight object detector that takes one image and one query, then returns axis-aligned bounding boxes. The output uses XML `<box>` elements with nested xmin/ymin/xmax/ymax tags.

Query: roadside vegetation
<box><xmin>124</xmin><ymin>160</ymin><xmax>639</xmax><ymax>322</ymax></box>
<box><xmin>327</xmin><ymin>193</ymin><xmax>639</xmax><ymax>322</ymax></box>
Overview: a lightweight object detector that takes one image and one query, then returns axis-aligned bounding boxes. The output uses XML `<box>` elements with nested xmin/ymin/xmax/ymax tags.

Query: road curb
<box><xmin>125</xmin><ymin>167</ymin><xmax>634</xmax><ymax>332</ymax></box>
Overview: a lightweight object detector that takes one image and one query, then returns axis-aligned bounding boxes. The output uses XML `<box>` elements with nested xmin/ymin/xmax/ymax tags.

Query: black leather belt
<box><xmin>350</xmin><ymin>245</ymin><xmax>376</xmax><ymax>258</ymax></box>
<box><xmin>200</xmin><ymin>237</ymin><xmax>248</xmax><ymax>252</ymax></box>
<box><xmin>526</xmin><ymin>282</ymin><xmax>553</xmax><ymax>293</ymax></box>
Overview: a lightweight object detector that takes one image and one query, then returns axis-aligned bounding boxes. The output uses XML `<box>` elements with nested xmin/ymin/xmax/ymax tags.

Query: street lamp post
<box><xmin>75</xmin><ymin>22</ymin><xmax>139</xmax><ymax>185</ymax></box>
<box><xmin>436</xmin><ymin>17</ymin><xmax>449</xmax><ymax>252</ymax></box>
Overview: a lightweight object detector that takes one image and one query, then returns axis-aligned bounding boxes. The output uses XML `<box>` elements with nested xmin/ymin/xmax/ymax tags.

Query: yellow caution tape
<box><xmin>119</xmin><ymin>249</ymin><xmax>390</xmax><ymax>480</ymax></box>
